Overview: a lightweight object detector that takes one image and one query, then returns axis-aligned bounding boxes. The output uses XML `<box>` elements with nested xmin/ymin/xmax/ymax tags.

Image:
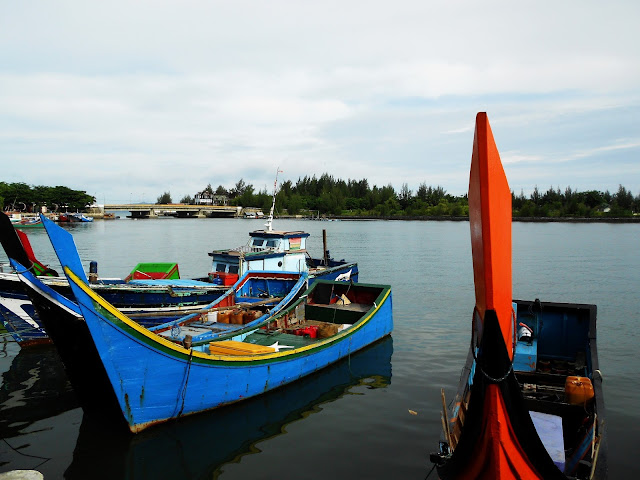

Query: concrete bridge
<box><xmin>103</xmin><ymin>204</ymin><xmax>241</xmax><ymax>219</ymax></box>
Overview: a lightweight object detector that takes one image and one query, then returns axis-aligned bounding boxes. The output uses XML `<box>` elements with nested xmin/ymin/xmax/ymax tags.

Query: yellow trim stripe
<box><xmin>65</xmin><ymin>266</ymin><xmax>389</xmax><ymax>362</ymax></box>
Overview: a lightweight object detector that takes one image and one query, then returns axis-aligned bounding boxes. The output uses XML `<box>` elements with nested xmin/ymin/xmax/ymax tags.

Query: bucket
<box><xmin>565</xmin><ymin>376</ymin><xmax>594</xmax><ymax>405</ymax></box>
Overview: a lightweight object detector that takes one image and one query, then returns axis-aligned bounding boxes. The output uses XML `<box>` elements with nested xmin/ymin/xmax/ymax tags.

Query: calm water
<box><xmin>1</xmin><ymin>218</ymin><xmax>638</xmax><ymax>479</ymax></box>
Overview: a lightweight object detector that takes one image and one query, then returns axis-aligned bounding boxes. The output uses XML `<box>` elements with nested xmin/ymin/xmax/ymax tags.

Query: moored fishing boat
<box><xmin>12</xmin><ymin>210</ymin><xmax>309</xmax><ymax>417</ymax></box>
<box><xmin>69</xmin><ymin>212</ymin><xmax>94</xmax><ymax>222</ymax></box>
<box><xmin>13</xmin><ymin>256</ymin><xmax>308</xmax><ymax>419</ymax></box>
<box><xmin>0</xmin><ymin>214</ymin><xmax>228</xmax><ymax>346</ymax></box>
<box><xmin>55</xmin><ymin>231</ymin><xmax>391</xmax><ymax>431</ymax></box>
<box><xmin>207</xmin><ymin>170</ymin><xmax>358</xmax><ymax>285</ymax></box>
<box><xmin>7</xmin><ymin>213</ymin><xmax>43</xmax><ymax>228</ymax></box>
<box><xmin>429</xmin><ymin>113</ymin><xmax>606</xmax><ymax>479</ymax></box>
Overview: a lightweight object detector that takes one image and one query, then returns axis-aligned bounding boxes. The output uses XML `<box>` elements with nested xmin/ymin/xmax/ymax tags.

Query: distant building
<box><xmin>194</xmin><ymin>191</ymin><xmax>229</xmax><ymax>206</ymax></box>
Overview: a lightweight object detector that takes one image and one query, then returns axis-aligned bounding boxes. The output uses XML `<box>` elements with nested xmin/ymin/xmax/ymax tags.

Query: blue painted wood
<box><xmin>63</xmin><ymin>264</ymin><xmax>392</xmax><ymax>432</ymax></box>
<box><xmin>41</xmin><ymin>214</ymin><xmax>88</xmax><ymax>283</ymax></box>
<box><xmin>147</xmin><ymin>270</ymin><xmax>309</xmax><ymax>343</ymax></box>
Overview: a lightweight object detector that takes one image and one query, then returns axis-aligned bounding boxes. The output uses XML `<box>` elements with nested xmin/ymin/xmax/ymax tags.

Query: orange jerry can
<box><xmin>243</xmin><ymin>310</ymin><xmax>261</xmax><ymax>324</ymax></box>
<box><xmin>230</xmin><ymin>309</ymin><xmax>244</xmax><ymax>324</ymax></box>
<box><xmin>217</xmin><ymin>310</ymin><xmax>231</xmax><ymax>324</ymax></box>
<box><xmin>565</xmin><ymin>376</ymin><xmax>594</xmax><ymax>405</ymax></box>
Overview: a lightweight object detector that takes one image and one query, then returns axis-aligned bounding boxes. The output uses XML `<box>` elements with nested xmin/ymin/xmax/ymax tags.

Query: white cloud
<box><xmin>1</xmin><ymin>0</ymin><xmax>640</xmax><ymax>202</ymax></box>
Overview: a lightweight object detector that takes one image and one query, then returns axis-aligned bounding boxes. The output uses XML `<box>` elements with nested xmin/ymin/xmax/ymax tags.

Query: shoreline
<box><xmin>300</xmin><ymin>215</ymin><xmax>640</xmax><ymax>223</ymax></box>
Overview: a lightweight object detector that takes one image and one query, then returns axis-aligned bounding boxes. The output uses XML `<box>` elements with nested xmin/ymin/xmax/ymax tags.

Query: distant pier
<box><xmin>103</xmin><ymin>204</ymin><xmax>241</xmax><ymax>219</ymax></box>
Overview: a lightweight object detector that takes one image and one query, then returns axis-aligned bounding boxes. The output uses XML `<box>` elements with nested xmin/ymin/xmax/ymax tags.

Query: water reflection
<box><xmin>0</xmin><ymin>344</ymin><xmax>78</xmax><ymax>440</ymax></box>
<box><xmin>65</xmin><ymin>336</ymin><xmax>393</xmax><ymax>480</ymax></box>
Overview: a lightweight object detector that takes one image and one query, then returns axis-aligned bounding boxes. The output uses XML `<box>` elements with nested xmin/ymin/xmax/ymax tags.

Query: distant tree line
<box><xmin>176</xmin><ymin>174</ymin><xmax>640</xmax><ymax>218</ymax></box>
<box><xmin>0</xmin><ymin>182</ymin><xmax>95</xmax><ymax>212</ymax></box>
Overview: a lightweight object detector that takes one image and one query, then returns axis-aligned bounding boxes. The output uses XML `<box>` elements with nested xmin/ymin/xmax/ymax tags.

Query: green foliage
<box><xmin>156</xmin><ymin>191</ymin><xmax>173</xmax><ymax>204</ymax></box>
<box><xmin>174</xmin><ymin>175</ymin><xmax>640</xmax><ymax>219</ymax></box>
<box><xmin>0</xmin><ymin>182</ymin><xmax>95</xmax><ymax>211</ymax></box>
<box><xmin>180</xmin><ymin>195</ymin><xmax>193</xmax><ymax>204</ymax></box>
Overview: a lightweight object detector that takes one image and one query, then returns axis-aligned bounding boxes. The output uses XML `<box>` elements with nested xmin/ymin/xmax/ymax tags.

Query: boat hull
<box><xmin>65</xmin><ymin>271</ymin><xmax>392</xmax><ymax>433</ymax></box>
<box><xmin>437</xmin><ymin>300</ymin><xmax>606</xmax><ymax>479</ymax></box>
<box><xmin>0</xmin><ymin>271</ymin><xmax>225</xmax><ymax>345</ymax></box>
<box><xmin>15</xmin><ymin>265</ymin><xmax>309</xmax><ymax>424</ymax></box>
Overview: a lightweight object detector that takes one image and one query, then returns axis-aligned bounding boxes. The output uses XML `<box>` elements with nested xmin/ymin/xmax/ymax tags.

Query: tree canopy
<box><xmin>0</xmin><ymin>182</ymin><xmax>95</xmax><ymax>212</ymax></box>
<box><xmin>180</xmin><ymin>176</ymin><xmax>640</xmax><ymax>218</ymax></box>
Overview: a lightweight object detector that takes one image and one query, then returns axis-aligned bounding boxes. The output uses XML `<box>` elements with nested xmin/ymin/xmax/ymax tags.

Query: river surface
<box><xmin>0</xmin><ymin>218</ymin><xmax>638</xmax><ymax>479</ymax></box>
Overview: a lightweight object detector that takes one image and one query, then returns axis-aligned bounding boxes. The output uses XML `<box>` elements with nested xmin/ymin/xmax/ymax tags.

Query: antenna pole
<box><xmin>265</xmin><ymin>167</ymin><xmax>283</xmax><ymax>232</ymax></box>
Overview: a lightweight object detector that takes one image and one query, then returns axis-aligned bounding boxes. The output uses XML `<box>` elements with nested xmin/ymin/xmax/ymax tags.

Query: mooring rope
<box><xmin>176</xmin><ymin>348</ymin><xmax>194</xmax><ymax>418</ymax></box>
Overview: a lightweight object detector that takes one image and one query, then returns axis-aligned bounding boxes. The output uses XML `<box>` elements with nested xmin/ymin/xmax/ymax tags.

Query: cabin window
<box><xmin>229</xmin><ymin>265</ymin><xmax>239</xmax><ymax>274</ymax></box>
<box><xmin>266</xmin><ymin>239</ymin><xmax>279</xmax><ymax>248</ymax></box>
<box><xmin>252</xmin><ymin>239</ymin><xmax>265</xmax><ymax>247</ymax></box>
<box><xmin>216</xmin><ymin>264</ymin><xmax>227</xmax><ymax>273</ymax></box>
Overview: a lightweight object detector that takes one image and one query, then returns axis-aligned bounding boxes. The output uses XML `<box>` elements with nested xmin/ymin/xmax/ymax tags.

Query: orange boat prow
<box><xmin>458</xmin><ymin>384</ymin><xmax>543</xmax><ymax>479</ymax></box>
<box><xmin>468</xmin><ymin>112</ymin><xmax>513</xmax><ymax>358</ymax></box>
<box><xmin>433</xmin><ymin>113</ymin><xmax>578</xmax><ymax>480</ymax></box>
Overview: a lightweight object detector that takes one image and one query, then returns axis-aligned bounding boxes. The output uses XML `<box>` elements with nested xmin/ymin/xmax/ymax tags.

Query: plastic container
<box><xmin>230</xmin><ymin>309</ymin><xmax>244</xmax><ymax>324</ymax></box>
<box><xmin>217</xmin><ymin>311</ymin><xmax>231</xmax><ymax>324</ymax></box>
<box><xmin>207</xmin><ymin>311</ymin><xmax>218</xmax><ymax>323</ymax></box>
<box><xmin>565</xmin><ymin>376</ymin><xmax>594</xmax><ymax>405</ymax></box>
<box><xmin>295</xmin><ymin>326</ymin><xmax>318</xmax><ymax>338</ymax></box>
<box><xmin>243</xmin><ymin>310</ymin><xmax>261</xmax><ymax>324</ymax></box>
<box><xmin>304</xmin><ymin>326</ymin><xmax>318</xmax><ymax>338</ymax></box>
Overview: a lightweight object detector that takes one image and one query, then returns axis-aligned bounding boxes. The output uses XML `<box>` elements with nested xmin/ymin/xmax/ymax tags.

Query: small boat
<box><xmin>12</xmin><ymin>255</ymin><xmax>308</xmax><ymax>418</ymax></box>
<box><xmin>208</xmin><ymin>170</ymin><xmax>358</xmax><ymax>285</ymax></box>
<box><xmin>7</xmin><ymin>213</ymin><xmax>43</xmax><ymax>228</ymax></box>
<box><xmin>429</xmin><ymin>113</ymin><xmax>606</xmax><ymax>479</ymax></box>
<box><xmin>70</xmin><ymin>213</ymin><xmax>94</xmax><ymax>222</ymax></box>
<box><xmin>53</xmin><ymin>230</ymin><xmax>392</xmax><ymax>431</ymax></box>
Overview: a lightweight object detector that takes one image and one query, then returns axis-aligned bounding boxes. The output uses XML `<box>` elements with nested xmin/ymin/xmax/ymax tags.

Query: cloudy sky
<box><xmin>2</xmin><ymin>0</ymin><xmax>639</xmax><ymax>204</ymax></box>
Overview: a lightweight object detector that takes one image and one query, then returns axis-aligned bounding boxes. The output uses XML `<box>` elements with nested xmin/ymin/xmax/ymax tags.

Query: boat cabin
<box><xmin>209</xmin><ymin>230</ymin><xmax>309</xmax><ymax>285</ymax></box>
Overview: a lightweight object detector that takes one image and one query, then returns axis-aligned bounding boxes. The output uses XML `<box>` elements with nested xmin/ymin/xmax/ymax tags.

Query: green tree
<box><xmin>157</xmin><ymin>192</ymin><xmax>172</xmax><ymax>204</ymax></box>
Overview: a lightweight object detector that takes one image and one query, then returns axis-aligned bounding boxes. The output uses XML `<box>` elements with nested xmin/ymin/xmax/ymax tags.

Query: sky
<box><xmin>1</xmin><ymin>0</ymin><xmax>639</xmax><ymax>204</ymax></box>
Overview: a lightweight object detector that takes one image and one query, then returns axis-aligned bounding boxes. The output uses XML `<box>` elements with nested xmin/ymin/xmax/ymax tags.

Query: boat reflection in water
<box><xmin>65</xmin><ymin>336</ymin><xmax>393</xmax><ymax>479</ymax></box>
<box><xmin>0</xmin><ymin>344</ymin><xmax>78</xmax><ymax>441</ymax></box>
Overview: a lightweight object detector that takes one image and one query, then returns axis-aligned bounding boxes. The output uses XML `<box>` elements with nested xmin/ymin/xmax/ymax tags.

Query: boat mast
<box><xmin>264</xmin><ymin>167</ymin><xmax>283</xmax><ymax>232</ymax></box>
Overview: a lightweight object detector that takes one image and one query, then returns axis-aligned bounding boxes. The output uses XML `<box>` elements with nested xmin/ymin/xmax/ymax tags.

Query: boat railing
<box><xmin>229</xmin><ymin>245</ymin><xmax>280</xmax><ymax>254</ymax></box>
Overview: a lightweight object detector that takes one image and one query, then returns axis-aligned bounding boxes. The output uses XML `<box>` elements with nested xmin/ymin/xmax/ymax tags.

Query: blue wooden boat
<box><xmin>56</xmin><ymin>235</ymin><xmax>391</xmax><ymax>431</ymax></box>
<box><xmin>66</xmin><ymin>336</ymin><xmax>392</xmax><ymax>478</ymax></box>
<box><xmin>12</xmin><ymin>252</ymin><xmax>308</xmax><ymax>418</ymax></box>
<box><xmin>429</xmin><ymin>113</ymin><xmax>606</xmax><ymax>479</ymax></box>
<box><xmin>69</xmin><ymin>213</ymin><xmax>93</xmax><ymax>222</ymax></box>
<box><xmin>208</xmin><ymin>227</ymin><xmax>358</xmax><ymax>286</ymax></box>
<box><xmin>207</xmin><ymin>171</ymin><xmax>358</xmax><ymax>285</ymax></box>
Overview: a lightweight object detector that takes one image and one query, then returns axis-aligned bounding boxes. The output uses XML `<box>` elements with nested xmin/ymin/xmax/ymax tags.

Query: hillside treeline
<box><xmin>0</xmin><ymin>182</ymin><xmax>96</xmax><ymax>212</ymax></box>
<box><xmin>186</xmin><ymin>174</ymin><xmax>640</xmax><ymax>218</ymax></box>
